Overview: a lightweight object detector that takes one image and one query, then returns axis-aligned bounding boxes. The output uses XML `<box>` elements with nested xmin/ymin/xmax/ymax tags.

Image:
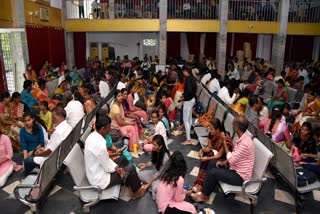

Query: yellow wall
<box><xmin>167</xmin><ymin>20</ymin><xmax>219</xmax><ymax>32</ymax></box>
<box><xmin>287</xmin><ymin>23</ymin><xmax>320</xmax><ymax>35</ymax></box>
<box><xmin>24</xmin><ymin>0</ymin><xmax>62</xmax><ymax>27</ymax></box>
<box><xmin>228</xmin><ymin>21</ymin><xmax>279</xmax><ymax>34</ymax></box>
<box><xmin>0</xmin><ymin>0</ymin><xmax>13</xmax><ymax>28</ymax></box>
<box><xmin>65</xmin><ymin>19</ymin><xmax>160</xmax><ymax>32</ymax></box>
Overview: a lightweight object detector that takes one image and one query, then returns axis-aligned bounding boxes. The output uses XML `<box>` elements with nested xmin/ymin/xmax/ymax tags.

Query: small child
<box><xmin>39</xmin><ymin>100</ymin><xmax>53</xmax><ymax>134</ymax></box>
<box><xmin>160</xmin><ymin>91</ymin><xmax>176</xmax><ymax>121</ymax></box>
<box><xmin>158</xmin><ymin>105</ymin><xmax>170</xmax><ymax>136</ymax></box>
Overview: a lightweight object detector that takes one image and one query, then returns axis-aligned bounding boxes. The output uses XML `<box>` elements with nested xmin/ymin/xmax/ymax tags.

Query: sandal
<box><xmin>131</xmin><ymin>188</ymin><xmax>146</xmax><ymax>200</ymax></box>
<box><xmin>192</xmin><ymin>184</ymin><xmax>202</xmax><ymax>193</ymax></box>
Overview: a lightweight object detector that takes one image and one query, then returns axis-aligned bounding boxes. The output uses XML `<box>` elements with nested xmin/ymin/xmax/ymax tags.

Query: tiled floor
<box><xmin>1</xmin><ymin>133</ymin><xmax>320</xmax><ymax>214</ymax></box>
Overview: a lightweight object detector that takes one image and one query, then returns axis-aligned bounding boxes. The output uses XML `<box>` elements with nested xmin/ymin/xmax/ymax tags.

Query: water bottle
<box><xmin>133</xmin><ymin>143</ymin><xmax>138</xmax><ymax>155</ymax></box>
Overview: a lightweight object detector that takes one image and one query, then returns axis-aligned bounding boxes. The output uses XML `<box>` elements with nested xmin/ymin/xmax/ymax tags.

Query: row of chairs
<box><xmin>14</xmin><ymin>79</ymin><xmax>119</xmax><ymax>213</ymax></box>
<box><xmin>195</xmin><ymin>80</ymin><xmax>320</xmax><ymax>213</ymax></box>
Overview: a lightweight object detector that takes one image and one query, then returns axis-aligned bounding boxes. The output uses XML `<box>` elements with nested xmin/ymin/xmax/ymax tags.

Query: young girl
<box><xmin>138</xmin><ymin>135</ymin><xmax>171</xmax><ymax>199</ymax></box>
<box><xmin>40</xmin><ymin>100</ymin><xmax>53</xmax><ymax>134</ymax></box>
<box><xmin>156</xmin><ymin>151</ymin><xmax>197</xmax><ymax>214</ymax></box>
<box><xmin>160</xmin><ymin>91</ymin><xmax>176</xmax><ymax>121</ymax></box>
<box><xmin>144</xmin><ymin>111</ymin><xmax>168</xmax><ymax>152</ymax></box>
<box><xmin>20</xmin><ymin>112</ymin><xmax>45</xmax><ymax>160</ymax></box>
<box><xmin>158</xmin><ymin>105</ymin><xmax>170</xmax><ymax>136</ymax></box>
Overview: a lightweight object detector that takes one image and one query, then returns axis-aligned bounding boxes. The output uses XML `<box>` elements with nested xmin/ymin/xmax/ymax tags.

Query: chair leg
<box><xmin>295</xmin><ymin>193</ymin><xmax>304</xmax><ymax>214</ymax></box>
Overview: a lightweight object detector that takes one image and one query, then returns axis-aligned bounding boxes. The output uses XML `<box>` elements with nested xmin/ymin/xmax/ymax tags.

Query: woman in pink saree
<box><xmin>109</xmin><ymin>90</ymin><xmax>139</xmax><ymax>151</ymax></box>
<box><xmin>126</xmin><ymin>82</ymin><xmax>148</xmax><ymax>123</ymax></box>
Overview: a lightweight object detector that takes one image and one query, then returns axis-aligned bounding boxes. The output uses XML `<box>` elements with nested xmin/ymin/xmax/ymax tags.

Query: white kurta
<box><xmin>65</xmin><ymin>100</ymin><xmax>85</xmax><ymax>128</ymax></box>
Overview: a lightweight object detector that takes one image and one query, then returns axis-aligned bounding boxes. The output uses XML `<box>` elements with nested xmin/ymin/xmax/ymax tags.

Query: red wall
<box><xmin>26</xmin><ymin>25</ymin><xmax>66</xmax><ymax>71</ymax></box>
<box><xmin>167</xmin><ymin>32</ymin><xmax>181</xmax><ymax>58</ymax></box>
<box><xmin>284</xmin><ymin>35</ymin><xmax>314</xmax><ymax>62</ymax></box>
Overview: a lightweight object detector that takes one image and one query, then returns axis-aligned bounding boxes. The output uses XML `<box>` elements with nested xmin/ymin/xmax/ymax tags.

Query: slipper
<box><xmin>181</xmin><ymin>141</ymin><xmax>192</xmax><ymax>145</ymax></box>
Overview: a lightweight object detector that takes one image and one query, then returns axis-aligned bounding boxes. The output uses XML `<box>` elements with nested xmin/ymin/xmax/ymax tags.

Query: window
<box><xmin>143</xmin><ymin>39</ymin><xmax>157</xmax><ymax>47</ymax></box>
<box><xmin>0</xmin><ymin>33</ymin><xmax>15</xmax><ymax>93</ymax></box>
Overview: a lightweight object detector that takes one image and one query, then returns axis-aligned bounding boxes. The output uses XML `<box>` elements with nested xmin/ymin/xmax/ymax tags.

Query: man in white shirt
<box><xmin>217</xmin><ymin>80</ymin><xmax>239</xmax><ymax>106</ymax></box>
<box><xmin>116</xmin><ymin>72</ymin><xmax>127</xmax><ymax>90</ymax></box>
<box><xmin>84</xmin><ymin>115</ymin><xmax>145</xmax><ymax>198</ymax></box>
<box><xmin>65</xmin><ymin>92</ymin><xmax>85</xmax><ymax>128</ymax></box>
<box><xmin>95</xmin><ymin>75</ymin><xmax>110</xmax><ymax>99</ymax></box>
<box><xmin>226</xmin><ymin>64</ymin><xmax>240</xmax><ymax>81</ymax></box>
<box><xmin>24</xmin><ymin>107</ymin><xmax>73</xmax><ymax>175</ymax></box>
<box><xmin>201</xmin><ymin>72</ymin><xmax>211</xmax><ymax>86</ymax></box>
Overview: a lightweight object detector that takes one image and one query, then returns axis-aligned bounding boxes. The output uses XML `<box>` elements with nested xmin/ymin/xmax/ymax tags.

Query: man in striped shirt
<box><xmin>192</xmin><ymin>116</ymin><xmax>255</xmax><ymax>202</ymax></box>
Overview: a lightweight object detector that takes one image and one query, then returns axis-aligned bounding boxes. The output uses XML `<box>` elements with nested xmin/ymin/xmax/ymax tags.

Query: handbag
<box><xmin>296</xmin><ymin>168</ymin><xmax>318</xmax><ymax>187</ymax></box>
<box><xmin>198</xmin><ymin>106</ymin><xmax>215</xmax><ymax>128</ymax></box>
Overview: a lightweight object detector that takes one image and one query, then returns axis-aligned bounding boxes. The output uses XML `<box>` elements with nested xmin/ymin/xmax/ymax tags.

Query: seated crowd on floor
<box><xmin>0</xmin><ymin>54</ymin><xmax>320</xmax><ymax>213</ymax></box>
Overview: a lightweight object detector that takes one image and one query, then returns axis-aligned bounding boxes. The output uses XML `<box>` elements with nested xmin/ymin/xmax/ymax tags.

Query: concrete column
<box><xmin>109</xmin><ymin>0</ymin><xmax>115</xmax><ymax>19</ymax></box>
<box><xmin>159</xmin><ymin>0</ymin><xmax>167</xmax><ymax>65</ymax></box>
<box><xmin>312</xmin><ymin>36</ymin><xmax>320</xmax><ymax>60</ymax></box>
<box><xmin>65</xmin><ymin>32</ymin><xmax>75</xmax><ymax>68</ymax></box>
<box><xmin>216</xmin><ymin>0</ymin><xmax>228</xmax><ymax>80</ymax></box>
<box><xmin>11</xmin><ymin>0</ymin><xmax>29</xmax><ymax>92</ymax></box>
<box><xmin>271</xmin><ymin>0</ymin><xmax>289</xmax><ymax>75</ymax></box>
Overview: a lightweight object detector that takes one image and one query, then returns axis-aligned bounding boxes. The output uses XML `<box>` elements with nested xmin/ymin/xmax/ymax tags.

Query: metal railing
<box><xmin>229</xmin><ymin>0</ymin><xmax>279</xmax><ymax>22</ymax></box>
<box><xmin>168</xmin><ymin>0</ymin><xmax>218</xmax><ymax>19</ymax></box>
<box><xmin>289</xmin><ymin>1</ymin><xmax>320</xmax><ymax>23</ymax></box>
<box><xmin>65</xmin><ymin>0</ymin><xmax>159</xmax><ymax>19</ymax></box>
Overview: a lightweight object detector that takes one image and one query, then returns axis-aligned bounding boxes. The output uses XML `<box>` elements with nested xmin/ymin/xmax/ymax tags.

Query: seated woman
<box><xmin>82</xmin><ymin>87</ymin><xmax>97</xmax><ymax>115</ymax></box>
<box><xmin>231</xmin><ymin>89</ymin><xmax>249</xmax><ymax>115</ymax></box>
<box><xmin>9</xmin><ymin>92</ymin><xmax>26</xmax><ymax>122</ymax></box>
<box><xmin>0</xmin><ymin>92</ymin><xmax>22</xmax><ymax>151</ymax></box>
<box><xmin>299</xmin><ymin>128</ymin><xmax>320</xmax><ymax>179</ymax></box>
<box><xmin>292</xmin><ymin>122</ymin><xmax>315</xmax><ymax>154</ymax></box>
<box><xmin>126</xmin><ymin>82</ymin><xmax>148</xmax><ymax>123</ymax></box>
<box><xmin>138</xmin><ymin>135</ymin><xmax>171</xmax><ymax>200</ymax></box>
<box><xmin>109</xmin><ymin>90</ymin><xmax>139</xmax><ymax>151</ymax></box>
<box><xmin>159</xmin><ymin>91</ymin><xmax>176</xmax><ymax>121</ymax></box>
<box><xmin>121</xmin><ymin>88</ymin><xmax>143</xmax><ymax>136</ymax></box>
<box><xmin>259</xmin><ymin>105</ymin><xmax>293</xmax><ymax>151</ymax></box>
<box><xmin>156</xmin><ymin>151</ymin><xmax>197</xmax><ymax>214</ymax></box>
<box><xmin>32</xmin><ymin>78</ymin><xmax>59</xmax><ymax>110</ymax></box>
<box><xmin>144</xmin><ymin>111</ymin><xmax>168</xmax><ymax>152</ymax></box>
<box><xmin>20</xmin><ymin>112</ymin><xmax>45</xmax><ymax>160</ymax></box>
<box><xmin>0</xmin><ymin>131</ymin><xmax>14</xmax><ymax>187</ymax></box>
<box><xmin>192</xmin><ymin>119</ymin><xmax>232</xmax><ymax>193</ymax></box>
<box><xmin>267</xmin><ymin>79</ymin><xmax>288</xmax><ymax>110</ymax></box>
<box><xmin>292</xmin><ymin>89</ymin><xmax>320</xmax><ymax>133</ymax></box>
<box><xmin>39</xmin><ymin>101</ymin><xmax>53</xmax><ymax>134</ymax></box>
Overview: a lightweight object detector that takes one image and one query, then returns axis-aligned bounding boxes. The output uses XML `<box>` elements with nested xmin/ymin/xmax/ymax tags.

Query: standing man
<box><xmin>79</xmin><ymin>0</ymin><xmax>84</xmax><ymax>18</ymax></box>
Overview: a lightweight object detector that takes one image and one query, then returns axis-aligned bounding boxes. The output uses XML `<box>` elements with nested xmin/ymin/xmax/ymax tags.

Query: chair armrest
<box><xmin>74</xmin><ymin>185</ymin><xmax>102</xmax><ymax>193</ymax></box>
<box><xmin>14</xmin><ymin>184</ymin><xmax>40</xmax><ymax>205</ymax></box>
<box><xmin>241</xmin><ymin>177</ymin><xmax>267</xmax><ymax>194</ymax></box>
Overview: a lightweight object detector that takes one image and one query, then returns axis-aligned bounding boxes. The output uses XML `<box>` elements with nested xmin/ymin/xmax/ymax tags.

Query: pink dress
<box><xmin>126</xmin><ymin>93</ymin><xmax>148</xmax><ymax>122</ymax></box>
<box><xmin>0</xmin><ymin>134</ymin><xmax>13</xmax><ymax>177</ymax></box>
<box><xmin>109</xmin><ymin>103</ymin><xmax>139</xmax><ymax>151</ymax></box>
<box><xmin>156</xmin><ymin>176</ymin><xmax>197</xmax><ymax>214</ymax></box>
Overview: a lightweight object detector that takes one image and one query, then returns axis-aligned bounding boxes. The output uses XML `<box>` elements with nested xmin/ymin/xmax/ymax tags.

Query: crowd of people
<box><xmin>0</xmin><ymin>52</ymin><xmax>320</xmax><ymax>213</ymax></box>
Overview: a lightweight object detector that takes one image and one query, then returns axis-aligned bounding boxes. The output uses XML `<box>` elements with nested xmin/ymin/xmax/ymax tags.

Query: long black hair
<box><xmin>151</xmin><ymin>135</ymin><xmax>170</xmax><ymax>171</ymax></box>
<box><xmin>267</xmin><ymin>105</ymin><xmax>283</xmax><ymax>138</ymax></box>
<box><xmin>23</xmin><ymin>112</ymin><xmax>40</xmax><ymax>134</ymax></box>
<box><xmin>161</xmin><ymin>151</ymin><xmax>187</xmax><ymax>187</ymax></box>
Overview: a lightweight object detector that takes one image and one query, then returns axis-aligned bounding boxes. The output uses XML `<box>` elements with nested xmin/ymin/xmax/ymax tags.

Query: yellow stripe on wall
<box><xmin>167</xmin><ymin>20</ymin><xmax>219</xmax><ymax>32</ymax></box>
<box><xmin>65</xmin><ymin>19</ymin><xmax>160</xmax><ymax>32</ymax></box>
<box><xmin>228</xmin><ymin>21</ymin><xmax>279</xmax><ymax>34</ymax></box>
<box><xmin>287</xmin><ymin>23</ymin><xmax>320</xmax><ymax>35</ymax></box>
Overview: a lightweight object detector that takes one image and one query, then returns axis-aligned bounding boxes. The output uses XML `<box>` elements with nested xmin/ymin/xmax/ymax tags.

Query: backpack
<box><xmin>296</xmin><ymin>168</ymin><xmax>318</xmax><ymax>187</ymax></box>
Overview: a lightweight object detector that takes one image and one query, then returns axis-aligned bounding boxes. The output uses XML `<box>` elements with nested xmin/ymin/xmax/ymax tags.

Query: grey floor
<box><xmin>1</xmin><ymin>132</ymin><xmax>320</xmax><ymax>214</ymax></box>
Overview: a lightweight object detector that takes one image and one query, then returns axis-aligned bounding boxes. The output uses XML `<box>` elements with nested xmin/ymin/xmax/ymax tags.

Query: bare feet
<box><xmin>181</xmin><ymin>140</ymin><xmax>192</xmax><ymax>145</ymax></box>
<box><xmin>131</xmin><ymin>187</ymin><xmax>145</xmax><ymax>200</ymax></box>
<box><xmin>192</xmin><ymin>184</ymin><xmax>202</xmax><ymax>193</ymax></box>
<box><xmin>191</xmin><ymin>192</ymin><xmax>209</xmax><ymax>203</ymax></box>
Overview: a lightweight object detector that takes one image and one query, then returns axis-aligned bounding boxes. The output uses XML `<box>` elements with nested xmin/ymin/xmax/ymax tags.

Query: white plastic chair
<box><xmin>64</xmin><ymin>143</ymin><xmax>120</xmax><ymax>213</ymax></box>
<box><xmin>219</xmin><ymin>138</ymin><xmax>273</xmax><ymax>213</ymax></box>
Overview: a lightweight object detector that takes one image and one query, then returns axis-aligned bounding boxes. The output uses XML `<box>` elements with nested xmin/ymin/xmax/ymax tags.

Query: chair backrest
<box><xmin>58</xmin><ymin>131</ymin><xmax>75</xmax><ymax>168</ymax></box>
<box><xmin>252</xmin><ymin>138</ymin><xmax>273</xmax><ymax>180</ymax></box>
<box><xmin>64</xmin><ymin>143</ymin><xmax>89</xmax><ymax>187</ymax></box>
<box><xmin>256</xmin><ymin>129</ymin><xmax>273</xmax><ymax>155</ymax></box>
<box><xmin>214</xmin><ymin>103</ymin><xmax>227</xmax><ymax>122</ymax></box>
<box><xmin>40</xmin><ymin>145</ymin><xmax>61</xmax><ymax>194</ymax></box>
<box><xmin>202</xmin><ymin>90</ymin><xmax>213</xmax><ymax>112</ymax></box>
<box><xmin>294</xmin><ymin>89</ymin><xmax>305</xmax><ymax>103</ymax></box>
<box><xmin>287</xmin><ymin>87</ymin><xmax>297</xmax><ymax>103</ymax></box>
<box><xmin>224</xmin><ymin>113</ymin><xmax>234</xmax><ymax>137</ymax></box>
<box><xmin>263</xmin><ymin>80</ymin><xmax>275</xmax><ymax>98</ymax></box>
<box><xmin>247</xmin><ymin>121</ymin><xmax>257</xmax><ymax>137</ymax></box>
<box><xmin>273</xmin><ymin>142</ymin><xmax>297</xmax><ymax>188</ymax></box>
<box><xmin>72</xmin><ymin>119</ymin><xmax>84</xmax><ymax>146</ymax></box>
